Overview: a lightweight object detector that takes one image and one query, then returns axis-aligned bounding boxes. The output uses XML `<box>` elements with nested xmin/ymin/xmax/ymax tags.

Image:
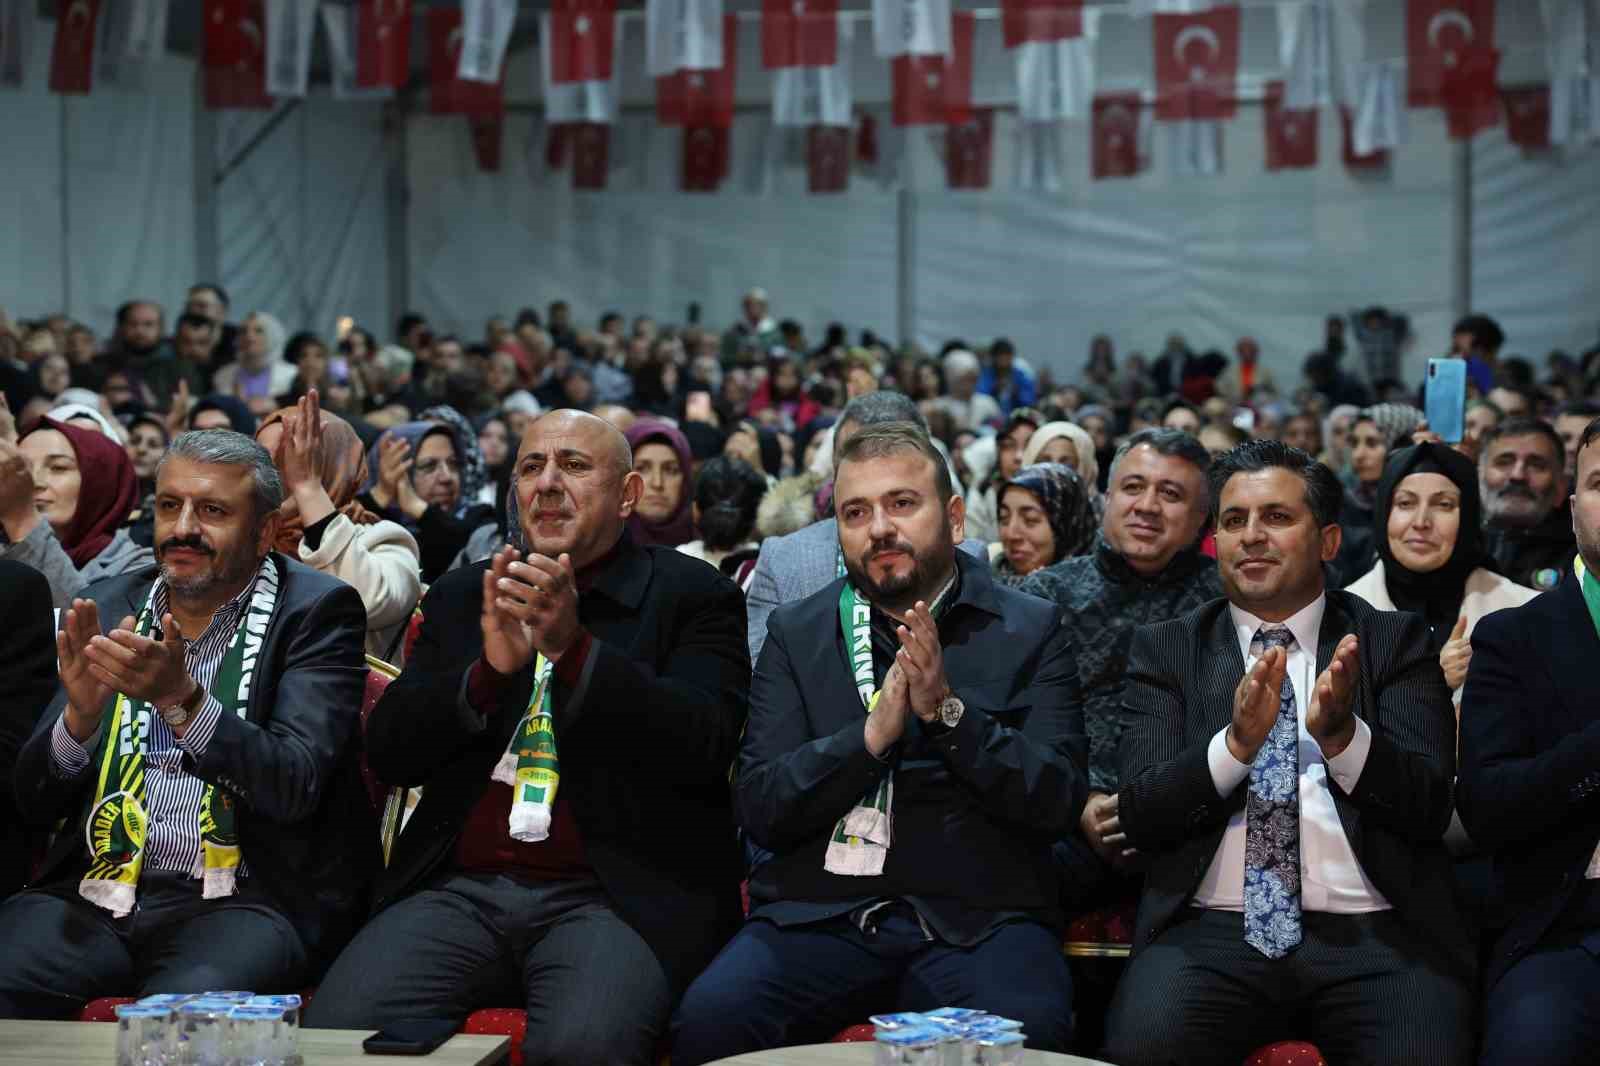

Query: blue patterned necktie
<box><xmin>1243</xmin><ymin>625</ymin><xmax>1302</xmax><ymax>959</ymax></box>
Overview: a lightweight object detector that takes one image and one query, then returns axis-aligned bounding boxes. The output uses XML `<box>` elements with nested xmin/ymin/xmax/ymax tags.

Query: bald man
<box><xmin>308</xmin><ymin>411</ymin><xmax>751</xmax><ymax>1065</ymax></box>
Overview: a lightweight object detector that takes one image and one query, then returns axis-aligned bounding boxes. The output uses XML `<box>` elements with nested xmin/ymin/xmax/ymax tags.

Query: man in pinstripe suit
<box><xmin>1102</xmin><ymin>440</ymin><xmax>1473</xmax><ymax>1066</ymax></box>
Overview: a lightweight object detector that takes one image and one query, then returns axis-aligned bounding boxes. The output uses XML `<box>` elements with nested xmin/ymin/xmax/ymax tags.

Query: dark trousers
<box><xmin>1480</xmin><ymin>933</ymin><xmax>1600</xmax><ymax>1066</ymax></box>
<box><xmin>669</xmin><ymin>904</ymin><xmax>1075</xmax><ymax>1066</ymax></box>
<box><xmin>0</xmin><ymin>871</ymin><xmax>308</xmax><ymax>1019</ymax></box>
<box><xmin>1104</xmin><ymin>908</ymin><xmax>1473</xmax><ymax>1066</ymax></box>
<box><xmin>305</xmin><ymin>872</ymin><xmax>670</xmax><ymax>1066</ymax></box>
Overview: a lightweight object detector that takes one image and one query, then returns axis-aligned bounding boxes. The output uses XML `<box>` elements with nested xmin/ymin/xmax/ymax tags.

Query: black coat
<box><xmin>365</xmin><ymin>536</ymin><xmax>750</xmax><ymax>994</ymax></box>
<box><xmin>737</xmin><ymin>548</ymin><xmax>1088</xmax><ymax>931</ymax></box>
<box><xmin>1458</xmin><ymin>576</ymin><xmax>1600</xmax><ymax>987</ymax></box>
<box><xmin>14</xmin><ymin>557</ymin><xmax>377</xmax><ymax>966</ymax></box>
<box><xmin>0</xmin><ymin>562</ymin><xmax>64</xmax><ymax>899</ymax></box>
<box><xmin>1116</xmin><ymin>590</ymin><xmax>1471</xmax><ymax>976</ymax></box>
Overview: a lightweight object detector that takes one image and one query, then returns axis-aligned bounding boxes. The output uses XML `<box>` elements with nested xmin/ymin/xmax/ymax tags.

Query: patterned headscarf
<box><xmin>992</xmin><ymin>462</ymin><xmax>1097</xmax><ymax>585</ymax></box>
<box><xmin>1358</xmin><ymin>403</ymin><xmax>1426</xmax><ymax>450</ymax></box>
<box><xmin>419</xmin><ymin>404</ymin><xmax>490</xmax><ymax>506</ymax></box>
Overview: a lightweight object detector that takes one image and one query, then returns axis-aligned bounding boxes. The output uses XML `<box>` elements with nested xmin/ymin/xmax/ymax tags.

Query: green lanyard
<box><xmin>1575</xmin><ymin>555</ymin><xmax>1600</xmax><ymax>642</ymax></box>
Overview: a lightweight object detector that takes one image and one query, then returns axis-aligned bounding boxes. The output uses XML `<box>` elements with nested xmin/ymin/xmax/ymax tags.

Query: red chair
<box><xmin>830</xmin><ymin>1024</ymin><xmax>876</xmax><ymax>1042</ymax></box>
<box><xmin>360</xmin><ymin>656</ymin><xmax>399</xmax><ymax>813</ymax></box>
<box><xmin>463</xmin><ymin>1008</ymin><xmax>528</xmax><ymax>1066</ymax></box>
<box><xmin>1245</xmin><ymin>1042</ymin><xmax>1326</xmax><ymax>1066</ymax></box>
<box><xmin>1063</xmin><ymin>900</ymin><xmax>1136</xmax><ymax>959</ymax></box>
<box><xmin>79</xmin><ymin>996</ymin><xmax>137</xmax><ymax>1022</ymax></box>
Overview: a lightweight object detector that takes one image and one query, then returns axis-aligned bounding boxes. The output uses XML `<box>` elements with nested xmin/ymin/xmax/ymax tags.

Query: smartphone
<box><xmin>362</xmin><ymin>1017</ymin><xmax>459</xmax><ymax>1055</ymax></box>
<box><xmin>1425</xmin><ymin>357</ymin><xmax>1467</xmax><ymax>444</ymax></box>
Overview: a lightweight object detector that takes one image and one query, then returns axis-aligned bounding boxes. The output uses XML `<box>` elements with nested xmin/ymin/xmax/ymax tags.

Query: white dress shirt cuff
<box><xmin>1207</xmin><ymin>726</ymin><xmax>1253</xmax><ymax>799</ymax></box>
<box><xmin>1323</xmin><ymin>717</ymin><xmax>1373</xmax><ymax>792</ymax></box>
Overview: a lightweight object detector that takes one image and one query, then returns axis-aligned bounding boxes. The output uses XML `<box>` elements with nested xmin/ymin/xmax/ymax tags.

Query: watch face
<box><xmin>938</xmin><ymin>696</ymin><xmax>963</xmax><ymax>727</ymax></box>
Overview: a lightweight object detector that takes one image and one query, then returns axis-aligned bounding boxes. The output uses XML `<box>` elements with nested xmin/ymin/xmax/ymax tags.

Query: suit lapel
<box><xmin>1201</xmin><ymin>606</ymin><xmax>1246</xmax><ymax>739</ymax></box>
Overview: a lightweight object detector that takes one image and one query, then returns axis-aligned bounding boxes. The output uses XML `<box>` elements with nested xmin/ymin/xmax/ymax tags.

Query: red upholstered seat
<box><xmin>1244</xmin><ymin>1041</ymin><xmax>1326</xmax><ymax>1066</ymax></box>
<box><xmin>463</xmin><ymin>1008</ymin><xmax>528</xmax><ymax>1066</ymax></box>
<box><xmin>830</xmin><ymin>1023</ymin><xmax>877</xmax><ymax>1043</ymax></box>
<box><xmin>1063</xmin><ymin>900</ymin><xmax>1136</xmax><ymax>958</ymax></box>
<box><xmin>79</xmin><ymin>996</ymin><xmax>137</xmax><ymax>1022</ymax></box>
<box><xmin>361</xmin><ymin>656</ymin><xmax>400</xmax><ymax>812</ymax></box>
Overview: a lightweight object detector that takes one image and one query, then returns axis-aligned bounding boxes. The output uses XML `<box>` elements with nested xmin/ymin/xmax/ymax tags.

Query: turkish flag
<box><xmin>571</xmin><ymin>122</ymin><xmax>609</xmax><ymax>189</ymax></box>
<box><xmin>762</xmin><ymin>0</ymin><xmax>837</xmax><ymax>69</ymax></box>
<box><xmin>945</xmin><ymin>107</ymin><xmax>992</xmax><ymax>189</ymax></box>
<box><xmin>545</xmin><ymin>123</ymin><xmax>571</xmax><ymax>168</ymax></box>
<box><xmin>1263</xmin><ymin>80</ymin><xmax>1317</xmax><ymax>170</ymax></box>
<box><xmin>1152</xmin><ymin>6</ymin><xmax>1239</xmax><ymax>121</ymax></box>
<box><xmin>1501</xmin><ymin>86</ymin><xmax>1549</xmax><ymax>150</ymax></box>
<box><xmin>203</xmin><ymin>0</ymin><xmax>244</xmax><ymax>67</ymax></box>
<box><xmin>1407</xmin><ymin>0</ymin><xmax>1494</xmax><ymax>108</ymax></box>
<box><xmin>429</xmin><ymin>8</ymin><xmax>502</xmax><ymax>115</ymax></box>
<box><xmin>857</xmin><ymin>111</ymin><xmax>878</xmax><ymax>163</ymax></box>
<box><xmin>892</xmin><ymin>10</ymin><xmax>972</xmax><ymax>125</ymax></box>
<box><xmin>470</xmin><ymin>115</ymin><xmax>502</xmax><ymax>171</ymax></box>
<box><xmin>549</xmin><ymin>0</ymin><xmax>615</xmax><ymax>84</ymax></box>
<box><xmin>1001</xmin><ymin>0</ymin><xmax>1081</xmax><ymax>49</ymax></box>
<box><xmin>682</xmin><ymin>125</ymin><xmax>730</xmax><ymax>191</ymax></box>
<box><xmin>1091</xmin><ymin>91</ymin><xmax>1143</xmax><ymax>179</ymax></box>
<box><xmin>355</xmin><ymin>0</ymin><xmax>410</xmax><ymax>89</ymax></box>
<box><xmin>203</xmin><ymin>0</ymin><xmax>272</xmax><ymax>109</ymax></box>
<box><xmin>807</xmin><ymin>124</ymin><xmax>850</xmax><ymax>192</ymax></box>
<box><xmin>49</xmin><ymin>0</ymin><xmax>100</xmax><ymax>93</ymax></box>
<box><xmin>1339</xmin><ymin>106</ymin><xmax>1388</xmax><ymax>168</ymax></box>
<box><xmin>658</xmin><ymin>13</ymin><xmax>737</xmax><ymax>126</ymax></box>
<box><xmin>1440</xmin><ymin>44</ymin><xmax>1499</xmax><ymax>139</ymax></box>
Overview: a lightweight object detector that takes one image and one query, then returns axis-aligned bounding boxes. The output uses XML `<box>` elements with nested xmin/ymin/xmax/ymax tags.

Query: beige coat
<box><xmin>298</xmin><ymin>514</ymin><xmax>422</xmax><ymax>661</ymax></box>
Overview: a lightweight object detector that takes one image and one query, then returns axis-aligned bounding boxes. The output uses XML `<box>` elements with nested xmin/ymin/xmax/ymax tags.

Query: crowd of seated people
<box><xmin>1</xmin><ymin>287</ymin><xmax>1599</xmax><ymax>1065</ymax></box>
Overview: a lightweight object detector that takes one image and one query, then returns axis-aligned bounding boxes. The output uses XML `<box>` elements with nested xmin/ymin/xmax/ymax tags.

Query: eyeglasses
<box><xmin>414</xmin><ymin>458</ymin><xmax>462</xmax><ymax>478</ymax></box>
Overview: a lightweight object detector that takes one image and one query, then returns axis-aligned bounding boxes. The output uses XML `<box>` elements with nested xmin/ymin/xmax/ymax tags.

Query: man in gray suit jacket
<box><xmin>746</xmin><ymin>392</ymin><xmax>986</xmax><ymax>664</ymax></box>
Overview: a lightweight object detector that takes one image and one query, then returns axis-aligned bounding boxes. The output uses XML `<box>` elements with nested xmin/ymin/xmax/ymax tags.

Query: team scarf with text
<box><xmin>491</xmin><ymin>655</ymin><xmax>560</xmax><ymax>842</ymax></box>
<box><xmin>825</xmin><ymin>558</ymin><xmax>894</xmax><ymax>876</ymax></box>
<box><xmin>80</xmin><ymin>556</ymin><xmax>280</xmax><ymax>916</ymax></box>
<box><xmin>1576</xmin><ymin>554</ymin><xmax>1600</xmax><ymax>641</ymax></box>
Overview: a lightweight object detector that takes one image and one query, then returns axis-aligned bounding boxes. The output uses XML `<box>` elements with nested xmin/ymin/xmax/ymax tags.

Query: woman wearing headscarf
<box><xmin>724</xmin><ymin>419</ymin><xmax>782</xmax><ymax>481</ymax></box>
<box><xmin>212</xmin><ymin>311</ymin><xmax>296</xmax><ymax>416</ymax></box>
<box><xmin>1022</xmin><ymin>421</ymin><xmax>1106</xmax><ymax>523</ymax></box>
<box><xmin>1334</xmin><ymin>403</ymin><xmax>1424</xmax><ymax>586</ymax></box>
<box><xmin>989</xmin><ymin>462</ymin><xmax>1098</xmax><ymax>587</ymax></box>
<box><xmin>188</xmin><ymin>394</ymin><xmax>258</xmax><ymax>435</ymax></box>
<box><xmin>624</xmin><ymin>419</ymin><xmax>696</xmax><ymax>548</ymax></box>
<box><xmin>963</xmin><ymin>408</ymin><xmax>1044</xmax><ymax>545</ymax></box>
<box><xmin>1072</xmin><ymin>405</ymin><xmax>1117</xmax><ymax>492</ymax></box>
<box><xmin>1</xmin><ymin>417</ymin><xmax>150</xmax><ymax>607</ymax></box>
<box><xmin>361</xmin><ymin>420</ymin><xmax>496</xmax><ymax>584</ymax></box>
<box><xmin>418</xmin><ymin>404</ymin><xmax>493</xmax><ymax>507</ymax></box>
<box><xmin>257</xmin><ymin>392</ymin><xmax>423</xmax><ymax>659</ymax></box>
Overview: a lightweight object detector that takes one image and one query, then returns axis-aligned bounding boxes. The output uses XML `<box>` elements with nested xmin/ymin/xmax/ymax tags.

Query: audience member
<box><xmin>1554</xmin><ymin>401</ymin><xmax>1600</xmax><ymax>483</ymax></box>
<box><xmin>1460</xmin><ymin>398</ymin><xmax>1502</xmax><ymax>463</ymax></box>
<box><xmin>0</xmin><ymin>429</ymin><xmax>375</xmax><ymax>1014</ymax></box>
<box><xmin>978</xmin><ymin>338</ymin><xmax>1037</xmax><ymax>415</ymax></box>
<box><xmin>678</xmin><ymin>455</ymin><xmax>768</xmax><ymax>585</ymax></box>
<box><xmin>992</xmin><ymin>462</ymin><xmax>1096</xmax><ymax>585</ymax></box>
<box><xmin>189</xmin><ymin>395</ymin><xmax>258</xmax><ymax>435</ymax></box>
<box><xmin>1021</xmin><ymin>429</ymin><xmax>1220</xmax><ymax>911</ymax></box>
<box><xmin>363</xmin><ymin>420</ymin><xmax>496</xmax><ymax>584</ymax></box>
<box><xmin>1199</xmin><ymin>421</ymin><xmax>1247</xmax><ymax>457</ymax></box>
<box><xmin>624</xmin><ymin>420</ymin><xmax>696</xmax><ymax>549</ymax></box>
<box><xmin>1334</xmin><ymin>404</ymin><xmax>1422</xmax><ymax>585</ymax></box>
<box><xmin>931</xmin><ymin>349</ymin><xmax>1000</xmax><ymax>432</ymax></box>
<box><xmin>307</xmin><ymin>411</ymin><xmax>750</xmax><ymax>1065</ymax></box>
<box><xmin>722</xmin><ymin>288</ymin><xmax>779</xmax><ymax>366</ymax></box>
<box><xmin>1105</xmin><ymin>440</ymin><xmax>1471</xmax><ymax>1065</ymax></box>
<box><xmin>0</xmin><ymin>561</ymin><xmax>58</xmax><ymax>899</ymax></box>
<box><xmin>671</xmin><ymin>422</ymin><xmax>1085</xmax><ymax>1062</ymax></box>
<box><xmin>1282</xmin><ymin>411</ymin><xmax>1322</xmax><ymax>457</ymax></box>
<box><xmin>1478</xmin><ymin>417</ymin><xmax>1574</xmax><ymax>591</ymax></box>
<box><xmin>1215</xmin><ymin>337</ymin><xmax>1276</xmax><ymax>403</ymax></box>
<box><xmin>1021</xmin><ymin>421</ymin><xmax>1104</xmax><ymax>521</ymax></box>
<box><xmin>964</xmin><ymin>407</ymin><xmax>1043</xmax><ymax>544</ymax></box>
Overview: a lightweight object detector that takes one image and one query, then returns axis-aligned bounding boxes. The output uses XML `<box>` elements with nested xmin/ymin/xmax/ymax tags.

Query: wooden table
<box><xmin>0</xmin><ymin>1020</ymin><xmax>510</xmax><ymax>1065</ymax></box>
<box><xmin>707</xmin><ymin>1043</ymin><xmax>1111</xmax><ymax>1065</ymax></box>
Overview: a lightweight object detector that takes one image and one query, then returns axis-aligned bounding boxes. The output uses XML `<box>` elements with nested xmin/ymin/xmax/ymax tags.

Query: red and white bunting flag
<box><xmin>0</xmin><ymin>0</ymin><xmax>30</xmax><ymax>88</ymax></box>
<box><xmin>1167</xmin><ymin>118</ymin><xmax>1222</xmax><ymax>175</ymax></box>
<box><xmin>49</xmin><ymin>0</ymin><xmax>101</xmax><ymax>94</ymax></box>
<box><xmin>320</xmin><ymin>6</ymin><xmax>392</xmax><ymax>100</ymax></box>
<box><xmin>203</xmin><ymin>0</ymin><xmax>272</xmax><ymax>109</ymax></box>
<box><xmin>1353</xmin><ymin>60</ymin><xmax>1406</xmax><ymax>155</ymax></box>
<box><xmin>571</xmin><ymin>121</ymin><xmax>610</xmax><ymax>188</ymax></box>
<box><xmin>1440</xmin><ymin>44</ymin><xmax>1500</xmax><ymax>139</ymax></box>
<box><xmin>1153</xmin><ymin>6</ymin><xmax>1240</xmax><ymax>121</ymax></box>
<box><xmin>204</xmin><ymin>0</ymin><xmax>242</xmax><ymax>67</ymax></box>
<box><xmin>457</xmin><ymin>0</ymin><xmax>517</xmax><ymax>84</ymax></box>
<box><xmin>891</xmin><ymin>9</ymin><xmax>971</xmax><ymax>125</ymax></box>
<box><xmin>429</xmin><ymin>7</ymin><xmax>501</xmax><ymax>115</ymax></box>
<box><xmin>470</xmin><ymin>114</ymin><xmax>503</xmax><ymax>171</ymax></box>
<box><xmin>1091</xmin><ymin>91</ymin><xmax>1147</xmax><ymax>179</ymax></box>
<box><xmin>265</xmin><ymin>0</ymin><xmax>318</xmax><ymax>97</ymax></box>
<box><xmin>549</xmin><ymin>0</ymin><xmax>615</xmax><ymax>84</ymax></box>
<box><xmin>1501</xmin><ymin>86</ymin><xmax>1550</xmax><ymax>150</ymax></box>
<box><xmin>772</xmin><ymin>15</ymin><xmax>851</xmax><ymax>127</ymax></box>
<box><xmin>1339</xmin><ymin>106</ymin><xmax>1386</xmax><ymax>168</ymax></box>
<box><xmin>657</xmin><ymin>12</ymin><xmax>737</xmax><ymax>126</ymax></box>
<box><xmin>1546</xmin><ymin>0</ymin><xmax>1598</xmax><ymax>146</ymax></box>
<box><xmin>95</xmin><ymin>0</ymin><xmax>169</xmax><ymax>88</ymax></box>
<box><xmin>682</xmin><ymin>124</ymin><xmax>730</xmax><ymax>190</ymax></box>
<box><xmin>1263</xmin><ymin>80</ymin><xmax>1317</xmax><ymax>170</ymax></box>
<box><xmin>354</xmin><ymin>0</ymin><xmax>410</xmax><ymax>89</ymax></box>
<box><xmin>762</xmin><ymin>0</ymin><xmax>838</xmax><ymax>69</ymax></box>
<box><xmin>807</xmin><ymin>124</ymin><xmax>850</xmax><ymax>192</ymax></box>
<box><xmin>542</xmin><ymin>11</ymin><xmax>620</xmax><ymax>124</ymax></box>
<box><xmin>1014</xmin><ymin>31</ymin><xmax>1095</xmax><ymax>122</ymax></box>
<box><xmin>873</xmin><ymin>0</ymin><xmax>950</xmax><ymax>59</ymax></box>
<box><xmin>646</xmin><ymin>0</ymin><xmax>721</xmax><ymax>78</ymax></box>
<box><xmin>1406</xmin><ymin>0</ymin><xmax>1494</xmax><ymax>108</ymax></box>
<box><xmin>857</xmin><ymin>111</ymin><xmax>879</xmax><ymax>162</ymax></box>
<box><xmin>945</xmin><ymin>107</ymin><xmax>993</xmax><ymax>189</ymax></box>
<box><xmin>1001</xmin><ymin>0</ymin><xmax>1081</xmax><ymax>49</ymax></box>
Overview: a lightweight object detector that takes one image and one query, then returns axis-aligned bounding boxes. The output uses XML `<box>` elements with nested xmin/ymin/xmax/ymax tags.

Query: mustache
<box><xmin>1493</xmin><ymin>483</ymin><xmax>1538</xmax><ymax>499</ymax></box>
<box><xmin>158</xmin><ymin>537</ymin><xmax>214</xmax><ymax>556</ymax></box>
<box><xmin>866</xmin><ymin>539</ymin><xmax>917</xmax><ymax>560</ymax></box>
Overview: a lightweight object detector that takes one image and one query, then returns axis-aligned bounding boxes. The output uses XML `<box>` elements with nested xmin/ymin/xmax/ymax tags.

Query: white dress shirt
<box><xmin>1192</xmin><ymin>594</ymin><xmax>1391</xmax><ymax>914</ymax></box>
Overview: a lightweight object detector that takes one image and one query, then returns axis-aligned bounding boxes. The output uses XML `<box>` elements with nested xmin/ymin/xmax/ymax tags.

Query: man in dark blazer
<box><xmin>0</xmin><ymin>430</ymin><xmax>374</xmax><ymax>1015</ymax></box>
<box><xmin>0</xmin><ymin>561</ymin><xmax>63</xmax><ymax>900</ymax></box>
<box><xmin>307</xmin><ymin>410</ymin><xmax>749</xmax><ymax>1066</ymax></box>
<box><xmin>671</xmin><ymin>422</ymin><xmax>1087</xmax><ymax>1065</ymax></box>
<box><xmin>1459</xmin><ymin>416</ymin><xmax>1600</xmax><ymax>1066</ymax></box>
<box><xmin>1104</xmin><ymin>439</ymin><xmax>1471</xmax><ymax>1066</ymax></box>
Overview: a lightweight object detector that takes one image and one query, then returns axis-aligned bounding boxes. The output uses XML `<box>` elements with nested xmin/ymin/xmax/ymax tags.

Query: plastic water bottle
<box><xmin>114</xmin><ymin>1003</ymin><xmax>173</xmax><ymax>1066</ymax></box>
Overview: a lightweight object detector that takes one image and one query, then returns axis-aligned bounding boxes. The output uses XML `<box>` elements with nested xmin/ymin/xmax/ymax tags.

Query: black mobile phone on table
<box><xmin>362</xmin><ymin>1017</ymin><xmax>459</xmax><ymax>1055</ymax></box>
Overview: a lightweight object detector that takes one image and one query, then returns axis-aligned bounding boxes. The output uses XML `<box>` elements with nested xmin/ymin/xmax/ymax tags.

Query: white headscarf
<box><xmin>1023</xmin><ymin>421</ymin><xmax>1099</xmax><ymax>494</ymax></box>
<box><xmin>243</xmin><ymin>311</ymin><xmax>287</xmax><ymax>369</ymax></box>
<box><xmin>47</xmin><ymin>401</ymin><xmax>126</xmax><ymax>443</ymax></box>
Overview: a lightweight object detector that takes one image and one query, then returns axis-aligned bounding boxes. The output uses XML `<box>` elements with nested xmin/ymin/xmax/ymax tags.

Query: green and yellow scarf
<box><xmin>491</xmin><ymin>655</ymin><xmax>560</xmax><ymax>842</ymax></box>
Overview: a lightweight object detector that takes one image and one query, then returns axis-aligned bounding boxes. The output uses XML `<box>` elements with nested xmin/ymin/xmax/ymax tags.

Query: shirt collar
<box><xmin>151</xmin><ymin>558</ymin><xmax>267</xmax><ymax>638</ymax></box>
<box><xmin>1228</xmin><ymin>591</ymin><xmax>1326</xmax><ymax>660</ymax></box>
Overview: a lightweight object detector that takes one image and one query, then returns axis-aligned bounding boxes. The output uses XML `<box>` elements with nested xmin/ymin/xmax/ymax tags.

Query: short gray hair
<box><xmin>160</xmin><ymin>429</ymin><xmax>285</xmax><ymax>517</ymax></box>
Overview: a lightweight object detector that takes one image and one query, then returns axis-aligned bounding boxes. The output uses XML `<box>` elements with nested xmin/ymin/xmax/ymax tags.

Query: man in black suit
<box><xmin>0</xmin><ymin>430</ymin><xmax>375</xmax><ymax>1014</ymax></box>
<box><xmin>307</xmin><ymin>410</ymin><xmax>749</xmax><ymax>1066</ymax></box>
<box><xmin>1460</xmin><ymin>416</ymin><xmax>1600</xmax><ymax>1066</ymax></box>
<box><xmin>1104</xmin><ymin>439</ymin><xmax>1471</xmax><ymax>1066</ymax></box>
<box><xmin>0</xmin><ymin>561</ymin><xmax>62</xmax><ymax>900</ymax></box>
<box><xmin>671</xmin><ymin>421</ymin><xmax>1086</xmax><ymax>1064</ymax></box>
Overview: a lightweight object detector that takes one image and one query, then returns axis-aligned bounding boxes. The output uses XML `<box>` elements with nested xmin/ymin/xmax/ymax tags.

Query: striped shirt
<box><xmin>51</xmin><ymin>562</ymin><xmax>265</xmax><ymax>875</ymax></box>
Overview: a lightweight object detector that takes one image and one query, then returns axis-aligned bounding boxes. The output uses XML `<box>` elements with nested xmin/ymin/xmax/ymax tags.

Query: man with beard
<box><xmin>1479</xmin><ymin>418</ymin><xmax>1575</xmax><ymax>591</ymax></box>
<box><xmin>672</xmin><ymin>422</ymin><xmax>1086</xmax><ymax>1063</ymax></box>
<box><xmin>0</xmin><ymin>430</ymin><xmax>375</xmax><ymax>1014</ymax></box>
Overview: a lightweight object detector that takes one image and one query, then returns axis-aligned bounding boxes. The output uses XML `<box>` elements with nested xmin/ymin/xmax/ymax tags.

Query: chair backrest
<box><xmin>361</xmin><ymin>656</ymin><xmax>399</xmax><ymax>813</ymax></box>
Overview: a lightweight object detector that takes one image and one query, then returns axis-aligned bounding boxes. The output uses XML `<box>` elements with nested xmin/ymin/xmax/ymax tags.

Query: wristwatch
<box><xmin>157</xmin><ymin>680</ymin><xmax>205</xmax><ymax>729</ymax></box>
<box><xmin>934</xmin><ymin>693</ymin><xmax>965</xmax><ymax>729</ymax></box>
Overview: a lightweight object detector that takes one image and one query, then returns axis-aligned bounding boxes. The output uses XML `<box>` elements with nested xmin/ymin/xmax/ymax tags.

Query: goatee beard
<box><xmin>842</xmin><ymin>529</ymin><xmax>956</xmax><ymax>614</ymax></box>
